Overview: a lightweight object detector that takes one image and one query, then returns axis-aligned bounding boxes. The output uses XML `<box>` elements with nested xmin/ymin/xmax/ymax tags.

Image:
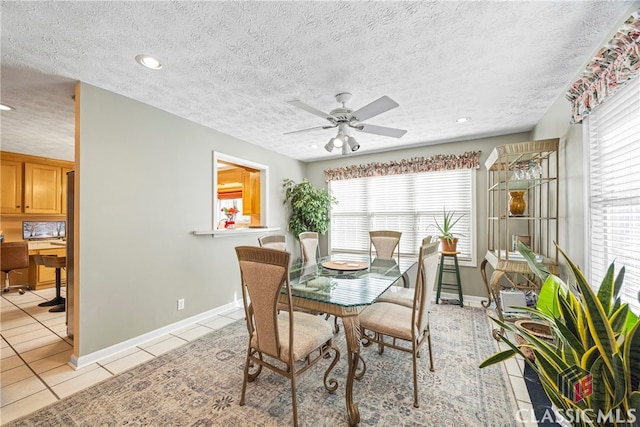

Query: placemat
<box><xmin>321</xmin><ymin>260</ymin><xmax>368</xmax><ymax>271</ymax></box>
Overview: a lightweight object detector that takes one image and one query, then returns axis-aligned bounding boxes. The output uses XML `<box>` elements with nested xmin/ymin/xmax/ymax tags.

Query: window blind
<box><xmin>329</xmin><ymin>169</ymin><xmax>476</xmax><ymax>264</ymax></box>
<box><xmin>586</xmin><ymin>76</ymin><xmax>640</xmax><ymax>315</ymax></box>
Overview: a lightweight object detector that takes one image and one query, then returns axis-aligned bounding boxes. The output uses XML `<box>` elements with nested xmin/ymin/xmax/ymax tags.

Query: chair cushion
<box><xmin>359</xmin><ymin>302</ymin><xmax>415</xmax><ymax>341</ymax></box>
<box><xmin>377</xmin><ymin>286</ymin><xmax>414</xmax><ymax>308</ymax></box>
<box><xmin>372</xmin><ymin>236</ymin><xmax>399</xmax><ymax>259</ymax></box>
<box><xmin>251</xmin><ymin>311</ymin><xmax>333</xmax><ymax>362</ymax></box>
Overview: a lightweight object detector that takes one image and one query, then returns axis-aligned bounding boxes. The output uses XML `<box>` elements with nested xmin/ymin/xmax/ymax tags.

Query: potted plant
<box><xmin>282</xmin><ymin>178</ymin><xmax>337</xmax><ymax>239</ymax></box>
<box><xmin>434</xmin><ymin>208</ymin><xmax>465</xmax><ymax>252</ymax></box>
<box><xmin>480</xmin><ymin>242</ymin><xmax>640</xmax><ymax>426</ymax></box>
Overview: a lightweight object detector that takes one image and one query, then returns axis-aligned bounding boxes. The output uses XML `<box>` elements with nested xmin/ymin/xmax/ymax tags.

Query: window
<box><xmin>212</xmin><ymin>152</ymin><xmax>268</xmax><ymax>229</ymax></box>
<box><xmin>586</xmin><ymin>77</ymin><xmax>640</xmax><ymax>314</ymax></box>
<box><xmin>329</xmin><ymin>169</ymin><xmax>476</xmax><ymax>265</ymax></box>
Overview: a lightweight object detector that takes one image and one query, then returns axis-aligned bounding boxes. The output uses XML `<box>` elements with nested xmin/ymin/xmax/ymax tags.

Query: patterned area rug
<box><xmin>8</xmin><ymin>304</ymin><xmax>518</xmax><ymax>426</ymax></box>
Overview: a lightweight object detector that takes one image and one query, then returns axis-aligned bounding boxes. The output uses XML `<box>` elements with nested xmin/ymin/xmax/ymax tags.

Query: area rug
<box><xmin>8</xmin><ymin>304</ymin><xmax>518</xmax><ymax>426</ymax></box>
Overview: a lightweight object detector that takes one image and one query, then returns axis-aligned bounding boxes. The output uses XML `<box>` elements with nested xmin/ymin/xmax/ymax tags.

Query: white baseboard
<box><xmin>69</xmin><ymin>299</ymin><xmax>243</xmax><ymax>369</ymax></box>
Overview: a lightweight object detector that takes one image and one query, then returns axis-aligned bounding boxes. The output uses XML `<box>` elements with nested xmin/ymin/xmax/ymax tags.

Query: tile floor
<box><xmin>1</xmin><ymin>290</ymin><xmax>538</xmax><ymax>426</ymax></box>
<box><xmin>0</xmin><ymin>287</ymin><xmax>243</xmax><ymax>425</ymax></box>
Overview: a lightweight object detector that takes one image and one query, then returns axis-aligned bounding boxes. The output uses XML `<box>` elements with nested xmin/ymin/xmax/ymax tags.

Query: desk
<box><xmin>285</xmin><ymin>254</ymin><xmax>416</xmax><ymax>426</ymax></box>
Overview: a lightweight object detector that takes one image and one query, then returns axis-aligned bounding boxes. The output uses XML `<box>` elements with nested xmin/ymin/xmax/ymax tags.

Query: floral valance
<box><xmin>324</xmin><ymin>151</ymin><xmax>481</xmax><ymax>182</ymax></box>
<box><xmin>566</xmin><ymin>8</ymin><xmax>640</xmax><ymax>124</ymax></box>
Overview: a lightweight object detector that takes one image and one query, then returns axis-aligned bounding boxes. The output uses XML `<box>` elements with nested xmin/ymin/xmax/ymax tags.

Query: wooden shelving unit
<box><xmin>480</xmin><ymin>138</ymin><xmax>560</xmax><ymax>338</ymax></box>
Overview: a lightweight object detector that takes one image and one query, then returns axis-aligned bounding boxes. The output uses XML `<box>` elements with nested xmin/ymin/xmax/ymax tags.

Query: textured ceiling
<box><xmin>1</xmin><ymin>1</ymin><xmax>636</xmax><ymax>162</ymax></box>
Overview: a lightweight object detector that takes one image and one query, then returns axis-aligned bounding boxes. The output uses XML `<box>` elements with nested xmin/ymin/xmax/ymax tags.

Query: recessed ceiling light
<box><xmin>135</xmin><ymin>54</ymin><xmax>163</xmax><ymax>70</ymax></box>
<box><xmin>455</xmin><ymin>117</ymin><xmax>470</xmax><ymax>123</ymax></box>
<box><xmin>0</xmin><ymin>103</ymin><xmax>15</xmax><ymax>111</ymax></box>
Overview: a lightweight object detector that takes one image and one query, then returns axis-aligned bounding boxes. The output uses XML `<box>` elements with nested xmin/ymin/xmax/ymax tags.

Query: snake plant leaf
<box><xmin>630</xmin><ymin>391</ymin><xmax>640</xmax><ymax>425</ymax></box>
<box><xmin>623</xmin><ymin>320</ymin><xmax>640</xmax><ymax>392</ymax></box>
<box><xmin>590</xmin><ymin>357</ymin><xmax>608</xmax><ymax>417</ymax></box>
<box><xmin>596</xmin><ymin>262</ymin><xmax>616</xmax><ymax>315</ymax></box>
<box><xmin>581</xmin><ymin>345</ymin><xmax>600</xmax><ymax>372</ymax></box>
<box><xmin>558</xmin><ymin>246</ymin><xmax>618</xmax><ymax>375</ymax></box>
<box><xmin>517</xmin><ymin>240</ymin><xmax>551</xmax><ymax>281</ymax></box>
<box><xmin>558</xmin><ymin>292</ymin><xmax>580</xmax><ymax>341</ymax></box>
<box><xmin>554</xmin><ymin>318</ymin><xmax>584</xmax><ymax>359</ymax></box>
<box><xmin>611</xmin><ymin>352</ymin><xmax>627</xmax><ymax>408</ymax></box>
<box><xmin>478</xmin><ymin>348</ymin><xmax>518</xmax><ymax>367</ymax></box>
<box><xmin>609</xmin><ymin>304</ymin><xmax>630</xmax><ymax>336</ymax></box>
<box><xmin>536</xmin><ymin>274</ymin><xmax>562</xmax><ymax>319</ymax></box>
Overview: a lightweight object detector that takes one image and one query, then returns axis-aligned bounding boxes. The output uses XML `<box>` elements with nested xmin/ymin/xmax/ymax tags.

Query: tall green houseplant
<box><xmin>283</xmin><ymin>179</ymin><xmax>337</xmax><ymax>239</ymax></box>
<box><xmin>480</xmin><ymin>243</ymin><xmax>640</xmax><ymax>426</ymax></box>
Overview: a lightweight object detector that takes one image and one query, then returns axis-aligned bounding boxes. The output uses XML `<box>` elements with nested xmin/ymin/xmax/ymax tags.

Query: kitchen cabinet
<box><xmin>1</xmin><ymin>159</ymin><xmax>23</xmax><ymax>214</ymax></box>
<box><xmin>0</xmin><ymin>152</ymin><xmax>73</xmax><ymax>215</ymax></box>
<box><xmin>24</xmin><ymin>163</ymin><xmax>61</xmax><ymax>214</ymax></box>
<box><xmin>28</xmin><ymin>247</ymin><xmax>67</xmax><ymax>290</ymax></box>
<box><xmin>480</xmin><ymin>138</ymin><xmax>560</xmax><ymax>337</ymax></box>
<box><xmin>242</xmin><ymin>171</ymin><xmax>261</xmax><ymax>216</ymax></box>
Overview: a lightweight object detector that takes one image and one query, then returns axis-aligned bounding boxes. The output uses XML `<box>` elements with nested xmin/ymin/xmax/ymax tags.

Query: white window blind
<box><xmin>329</xmin><ymin>169</ymin><xmax>476</xmax><ymax>265</ymax></box>
<box><xmin>586</xmin><ymin>76</ymin><xmax>640</xmax><ymax>315</ymax></box>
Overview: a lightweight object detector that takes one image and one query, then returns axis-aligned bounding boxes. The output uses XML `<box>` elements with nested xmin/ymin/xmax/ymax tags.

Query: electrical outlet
<box><xmin>177</xmin><ymin>298</ymin><xmax>185</xmax><ymax>310</ymax></box>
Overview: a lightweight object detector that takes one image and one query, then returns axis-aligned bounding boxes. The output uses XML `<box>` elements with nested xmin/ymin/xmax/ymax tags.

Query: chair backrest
<box><xmin>421</xmin><ymin>235</ymin><xmax>433</xmax><ymax>245</ymax></box>
<box><xmin>1</xmin><ymin>242</ymin><xmax>29</xmax><ymax>272</ymax></box>
<box><xmin>235</xmin><ymin>246</ymin><xmax>292</xmax><ymax>360</ymax></box>
<box><xmin>369</xmin><ymin>230</ymin><xmax>401</xmax><ymax>262</ymax></box>
<box><xmin>299</xmin><ymin>232</ymin><xmax>319</xmax><ymax>262</ymax></box>
<box><xmin>258</xmin><ymin>234</ymin><xmax>287</xmax><ymax>251</ymax></box>
<box><xmin>413</xmin><ymin>241</ymin><xmax>440</xmax><ymax>334</ymax></box>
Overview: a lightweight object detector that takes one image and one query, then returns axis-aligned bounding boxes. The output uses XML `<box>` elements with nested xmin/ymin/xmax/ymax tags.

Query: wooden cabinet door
<box><xmin>61</xmin><ymin>167</ymin><xmax>72</xmax><ymax>215</ymax></box>
<box><xmin>24</xmin><ymin>163</ymin><xmax>61</xmax><ymax>214</ymax></box>
<box><xmin>1</xmin><ymin>159</ymin><xmax>23</xmax><ymax>214</ymax></box>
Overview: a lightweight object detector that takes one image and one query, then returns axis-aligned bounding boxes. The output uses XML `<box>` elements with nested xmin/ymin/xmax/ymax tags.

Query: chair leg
<box><xmin>240</xmin><ymin>347</ymin><xmax>252</xmax><ymax>406</ymax></box>
<box><xmin>412</xmin><ymin>346</ymin><xmax>419</xmax><ymax>408</ymax></box>
<box><xmin>426</xmin><ymin>329</ymin><xmax>435</xmax><ymax>372</ymax></box>
<box><xmin>290</xmin><ymin>375</ymin><xmax>298</xmax><ymax>427</ymax></box>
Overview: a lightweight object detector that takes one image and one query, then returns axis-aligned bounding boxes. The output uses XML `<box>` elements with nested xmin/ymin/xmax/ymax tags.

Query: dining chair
<box><xmin>1</xmin><ymin>241</ymin><xmax>30</xmax><ymax>295</ymax></box>
<box><xmin>369</xmin><ymin>230</ymin><xmax>401</xmax><ymax>263</ymax></box>
<box><xmin>377</xmin><ymin>235</ymin><xmax>435</xmax><ymax>308</ymax></box>
<box><xmin>359</xmin><ymin>240</ymin><xmax>440</xmax><ymax>408</ymax></box>
<box><xmin>235</xmin><ymin>246</ymin><xmax>340</xmax><ymax>427</ymax></box>
<box><xmin>258</xmin><ymin>234</ymin><xmax>287</xmax><ymax>251</ymax></box>
<box><xmin>298</xmin><ymin>231</ymin><xmax>320</xmax><ymax>262</ymax></box>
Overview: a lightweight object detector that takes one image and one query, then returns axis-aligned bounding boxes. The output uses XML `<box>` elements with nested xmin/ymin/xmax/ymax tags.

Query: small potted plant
<box><xmin>434</xmin><ymin>208</ymin><xmax>465</xmax><ymax>252</ymax></box>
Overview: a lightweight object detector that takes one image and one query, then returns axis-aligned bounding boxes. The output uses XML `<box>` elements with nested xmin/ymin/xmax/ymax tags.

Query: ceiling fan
<box><xmin>284</xmin><ymin>92</ymin><xmax>407</xmax><ymax>155</ymax></box>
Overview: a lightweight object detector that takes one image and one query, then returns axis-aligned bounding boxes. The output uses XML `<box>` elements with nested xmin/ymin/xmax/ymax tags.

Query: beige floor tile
<box><xmin>101</xmin><ymin>350</ymin><xmax>154</xmax><ymax>375</ymax></box>
<box><xmin>11</xmin><ymin>333</ymin><xmax>63</xmax><ymax>354</ymax></box>
<box><xmin>1</xmin><ymin>344</ymin><xmax>17</xmax><ymax>359</ymax></box>
<box><xmin>142</xmin><ymin>335</ymin><xmax>188</xmax><ymax>356</ymax></box>
<box><xmin>97</xmin><ymin>346</ymin><xmax>140</xmax><ymax>365</ymax></box>
<box><xmin>0</xmin><ymin>354</ymin><xmax>25</xmax><ymax>372</ymax></box>
<box><xmin>509</xmin><ymin>373</ymin><xmax>531</xmax><ymax>403</ymax></box>
<box><xmin>221</xmin><ymin>308</ymin><xmax>245</xmax><ymax>320</ymax></box>
<box><xmin>30</xmin><ymin>309</ymin><xmax>66</xmax><ymax>323</ymax></box>
<box><xmin>39</xmin><ymin>362</ymin><xmax>100</xmax><ymax>387</ymax></box>
<box><xmin>1</xmin><ymin>321</ymin><xmax>49</xmax><ymax>339</ymax></box>
<box><xmin>173</xmin><ymin>325</ymin><xmax>214</xmax><ymax>341</ymax></box>
<box><xmin>3</xmin><ymin>293</ymin><xmax>43</xmax><ymax>306</ymax></box>
<box><xmin>1</xmin><ymin>337</ymin><xmax>8</xmax><ymax>348</ymax></box>
<box><xmin>29</xmin><ymin>348</ymin><xmax>73</xmax><ymax>374</ymax></box>
<box><xmin>515</xmin><ymin>399</ymin><xmax>538</xmax><ymax>427</ymax></box>
<box><xmin>4</xmin><ymin>327</ymin><xmax>56</xmax><ymax>346</ymax></box>
<box><xmin>50</xmin><ymin>323</ymin><xmax>69</xmax><ymax>337</ymax></box>
<box><xmin>199</xmin><ymin>315</ymin><xmax>236</xmax><ymax>330</ymax></box>
<box><xmin>0</xmin><ymin>375</ymin><xmax>47</xmax><ymax>407</ymax></box>
<box><xmin>51</xmin><ymin>366</ymin><xmax>113</xmax><ymax>399</ymax></box>
<box><xmin>0</xmin><ymin>314</ymin><xmax>38</xmax><ymax>331</ymax></box>
<box><xmin>1</xmin><ymin>364</ymin><xmax>36</xmax><ymax>388</ymax></box>
<box><xmin>20</xmin><ymin>340</ymin><xmax>73</xmax><ymax>363</ymax></box>
<box><xmin>0</xmin><ymin>389</ymin><xmax>58</xmax><ymax>424</ymax></box>
<box><xmin>504</xmin><ymin>357</ymin><xmax>524</xmax><ymax>377</ymax></box>
<box><xmin>40</xmin><ymin>315</ymin><xmax>67</xmax><ymax>328</ymax></box>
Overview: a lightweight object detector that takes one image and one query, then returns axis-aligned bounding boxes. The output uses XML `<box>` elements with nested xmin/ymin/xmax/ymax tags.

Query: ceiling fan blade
<box><xmin>287</xmin><ymin>100</ymin><xmax>334</xmax><ymax>121</ymax></box>
<box><xmin>352</xmin><ymin>96</ymin><xmax>399</xmax><ymax>122</ymax></box>
<box><xmin>283</xmin><ymin>125</ymin><xmax>335</xmax><ymax>135</ymax></box>
<box><xmin>355</xmin><ymin>123</ymin><xmax>407</xmax><ymax>138</ymax></box>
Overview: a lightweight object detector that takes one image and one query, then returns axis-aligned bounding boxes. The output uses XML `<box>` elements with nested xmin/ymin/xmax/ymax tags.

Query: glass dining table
<box><xmin>283</xmin><ymin>253</ymin><xmax>416</xmax><ymax>426</ymax></box>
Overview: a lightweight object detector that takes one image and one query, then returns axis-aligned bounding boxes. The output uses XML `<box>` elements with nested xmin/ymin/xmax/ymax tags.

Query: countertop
<box><xmin>27</xmin><ymin>240</ymin><xmax>67</xmax><ymax>250</ymax></box>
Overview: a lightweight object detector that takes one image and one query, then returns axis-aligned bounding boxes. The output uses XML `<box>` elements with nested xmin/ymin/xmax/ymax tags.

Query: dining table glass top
<box><xmin>287</xmin><ymin>253</ymin><xmax>416</xmax><ymax>307</ymax></box>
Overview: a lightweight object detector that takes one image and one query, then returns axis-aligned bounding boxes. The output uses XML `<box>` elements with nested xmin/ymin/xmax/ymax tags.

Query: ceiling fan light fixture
<box><xmin>135</xmin><ymin>54</ymin><xmax>163</xmax><ymax>70</ymax></box>
<box><xmin>347</xmin><ymin>136</ymin><xmax>359</xmax><ymax>152</ymax></box>
<box><xmin>341</xmin><ymin>141</ymin><xmax>350</xmax><ymax>155</ymax></box>
<box><xmin>324</xmin><ymin>139</ymin><xmax>335</xmax><ymax>152</ymax></box>
<box><xmin>332</xmin><ymin>134</ymin><xmax>344</xmax><ymax>147</ymax></box>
